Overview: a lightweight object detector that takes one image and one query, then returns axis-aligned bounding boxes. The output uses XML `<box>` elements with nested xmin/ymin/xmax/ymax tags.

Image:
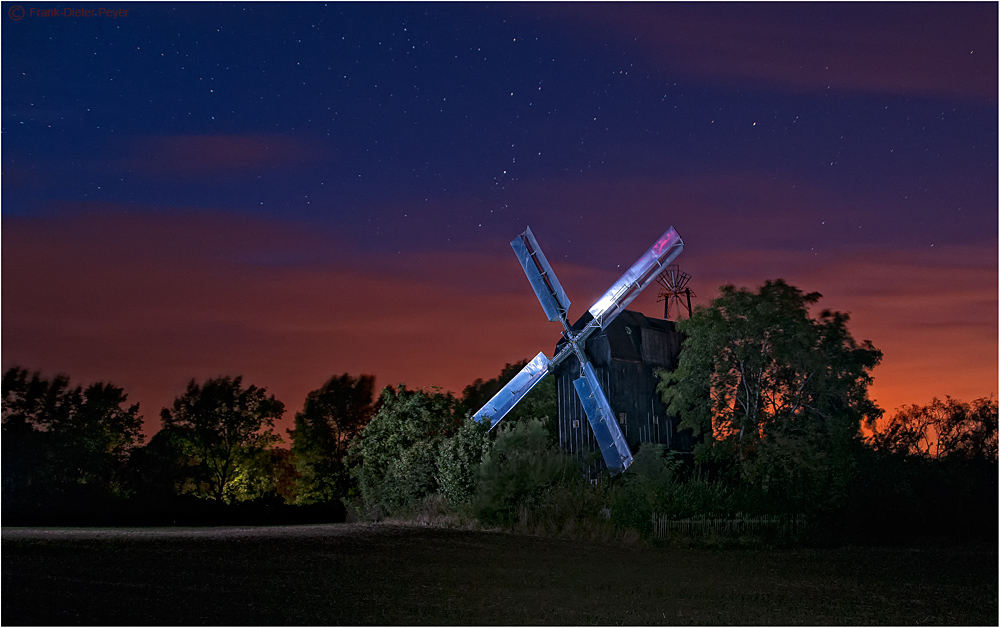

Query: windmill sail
<box><xmin>472</xmin><ymin>224</ymin><xmax>684</xmax><ymax>475</ymax></box>
<box><xmin>573</xmin><ymin>362</ymin><xmax>634</xmax><ymax>473</ymax></box>
<box><xmin>511</xmin><ymin>227</ymin><xmax>571</xmax><ymax>324</ymax></box>
<box><xmin>471</xmin><ymin>352</ymin><xmax>551</xmax><ymax>429</ymax></box>
<box><xmin>588</xmin><ymin>227</ymin><xmax>683</xmax><ymax>327</ymax></box>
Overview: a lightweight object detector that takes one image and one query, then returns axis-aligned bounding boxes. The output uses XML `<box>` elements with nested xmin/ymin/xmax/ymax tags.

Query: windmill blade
<box><xmin>471</xmin><ymin>352</ymin><xmax>552</xmax><ymax>429</ymax></box>
<box><xmin>588</xmin><ymin>227</ymin><xmax>683</xmax><ymax>327</ymax></box>
<box><xmin>572</xmin><ymin>361</ymin><xmax>634</xmax><ymax>474</ymax></box>
<box><xmin>511</xmin><ymin>226</ymin><xmax>571</xmax><ymax>324</ymax></box>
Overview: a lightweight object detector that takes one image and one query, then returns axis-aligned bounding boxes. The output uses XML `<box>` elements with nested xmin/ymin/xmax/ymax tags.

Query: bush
<box><xmin>436</xmin><ymin>420</ymin><xmax>492</xmax><ymax>508</ymax></box>
<box><xmin>347</xmin><ymin>385</ymin><xmax>460</xmax><ymax>517</ymax></box>
<box><xmin>655</xmin><ymin>475</ymin><xmax>763</xmax><ymax>519</ymax></box>
<box><xmin>382</xmin><ymin>439</ymin><xmax>440</xmax><ymax>513</ymax></box>
<box><xmin>474</xmin><ymin>419</ymin><xmax>579</xmax><ymax>527</ymax></box>
<box><xmin>608</xmin><ymin>443</ymin><xmax>679</xmax><ymax>534</ymax></box>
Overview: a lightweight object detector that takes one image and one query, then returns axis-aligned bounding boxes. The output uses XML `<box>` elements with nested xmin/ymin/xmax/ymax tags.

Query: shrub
<box><xmin>608</xmin><ymin>443</ymin><xmax>680</xmax><ymax>534</ymax></box>
<box><xmin>436</xmin><ymin>420</ymin><xmax>492</xmax><ymax>508</ymax></box>
<box><xmin>474</xmin><ymin>419</ymin><xmax>578</xmax><ymax>526</ymax></box>
<box><xmin>382</xmin><ymin>439</ymin><xmax>440</xmax><ymax>513</ymax></box>
<box><xmin>347</xmin><ymin>385</ymin><xmax>460</xmax><ymax>517</ymax></box>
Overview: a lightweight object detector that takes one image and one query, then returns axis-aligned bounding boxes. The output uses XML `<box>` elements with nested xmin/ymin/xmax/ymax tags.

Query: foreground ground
<box><xmin>2</xmin><ymin>523</ymin><xmax>996</xmax><ymax>625</ymax></box>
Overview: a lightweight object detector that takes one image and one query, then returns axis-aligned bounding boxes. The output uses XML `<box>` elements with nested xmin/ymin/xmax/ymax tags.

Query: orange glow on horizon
<box><xmin>3</xmin><ymin>206</ymin><xmax>995</xmax><ymax>440</ymax></box>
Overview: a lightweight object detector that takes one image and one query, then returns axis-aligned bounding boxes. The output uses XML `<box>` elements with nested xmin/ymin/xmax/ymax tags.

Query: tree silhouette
<box><xmin>160</xmin><ymin>376</ymin><xmax>284</xmax><ymax>502</ymax></box>
<box><xmin>2</xmin><ymin>367</ymin><xmax>144</xmax><ymax>503</ymax></box>
<box><xmin>658</xmin><ymin>280</ymin><xmax>883</xmax><ymax>507</ymax></box>
<box><xmin>872</xmin><ymin>396</ymin><xmax>998</xmax><ymax>461</ymax></box>
<box><xmin>129</xmin><ymin>425</ymin><xmax>208</xmax><ymax>499</ymax></box>
<box><xmin>288</xmin><ymin>373</ymin><xmax>375</xmax><ymax>504</ymax></box>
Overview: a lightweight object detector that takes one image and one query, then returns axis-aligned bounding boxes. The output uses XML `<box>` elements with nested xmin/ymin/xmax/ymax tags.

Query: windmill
<box><xmin>656</xmin><ymin>265</ymin><xmax>695</xmax><ymax>320</ymax></box>
<box><xmin>471</xmin><ymin>226</ymin><xmax>684</xmax><ymax>474</ymax></box>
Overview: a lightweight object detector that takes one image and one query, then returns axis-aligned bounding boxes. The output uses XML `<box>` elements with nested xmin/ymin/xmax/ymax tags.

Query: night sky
<box><xmin>3</xmin><ymin>2</ymin><xmax>997</xmax><ymax>438</ymax></box>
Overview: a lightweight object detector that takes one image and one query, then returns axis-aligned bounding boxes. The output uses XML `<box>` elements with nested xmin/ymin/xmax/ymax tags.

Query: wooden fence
<box><xmin>651</xmin><ymin>513</ymin><xmax>809</xmax><ymax>540</ymax></box>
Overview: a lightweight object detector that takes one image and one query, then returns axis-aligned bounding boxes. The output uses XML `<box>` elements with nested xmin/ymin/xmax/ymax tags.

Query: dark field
<box><xmin>2</xmin><ymin>524</ymin><xmax>996</xmax><ymax>625</ymax></box>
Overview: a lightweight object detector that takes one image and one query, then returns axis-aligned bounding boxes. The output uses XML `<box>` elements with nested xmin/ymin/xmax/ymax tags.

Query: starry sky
<box><xmin>3</xmin><ymin>2</ymin><xmax>997</xmax><ymax>438</ymax></box>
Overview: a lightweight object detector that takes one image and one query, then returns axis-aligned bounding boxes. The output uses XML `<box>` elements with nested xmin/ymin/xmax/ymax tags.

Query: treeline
<box><xmin>4</xmin><ymin>362</ymin><xmax>992</xmax><ymax>542</ymax></box>
<box><xmin>0</xmin><ymin>364</ymin><xmax>558</xmax><ymax>527</ymax></box>
<box><xmin>3</xmin><ymin>279</ymin><xmax>997</xmax><ymax>544</ymax></box>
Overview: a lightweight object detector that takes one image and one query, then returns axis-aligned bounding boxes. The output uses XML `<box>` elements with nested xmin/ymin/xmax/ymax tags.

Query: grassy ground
<box><xmin>2</xmin><ymin>523</ymin><xmax>996</xmax><ymax>625</ymax></box>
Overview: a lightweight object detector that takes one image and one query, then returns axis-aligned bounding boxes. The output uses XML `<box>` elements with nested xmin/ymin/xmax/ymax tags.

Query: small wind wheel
<box><xmin>656</xmin><ymin>264</ymin><xmax>695</xmax><ymax>320</ymax></box>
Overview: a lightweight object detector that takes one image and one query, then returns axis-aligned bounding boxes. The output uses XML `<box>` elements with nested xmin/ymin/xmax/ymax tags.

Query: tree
<box><xmin>160</xmin><ymin>376</ymin><xmax>284</xmax><ymax>502</ymax></box>
<box><xmin>2</xmin><ymin>367</ymin><xmax>145</xmax><ymax>502</ymax></box>
<box><xmin>658</xmin><ymin>280</ymin><xmax>883</xmax><ymax>507</ymax></box>
<box><xmin>288</xmin><ymin>374</ymin><xmax>375</xmax><ymax>504</ymax></box>
<box><xmin>346</xmin><ymin>384</ymin><xmax>461</xmax><ymax>516</ymax></box>
<box><xmin>223</xmin><ymin>446</ymin><xmax>299</xmax><ymax>503</ymax></box>
<box><xmin>871</xmin><ymin>396</ymin><xmax>998</xmax><ymax>461</ymax></box>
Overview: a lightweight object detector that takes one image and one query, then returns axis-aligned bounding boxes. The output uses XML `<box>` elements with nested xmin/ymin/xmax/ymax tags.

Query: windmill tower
<box><xmin>553</xmin><ymin>309</ymin><xmax>691</xmax><ymax>478</ymax></box>
<box><xmin>656</xmin><ymin>264</ymin><xmax>695</xmax><ymax>320</ymax></box>
<box><xmin>471</xmin><ymin>225</ymin><xmax>685</xmax><ymax>475</ymax></box>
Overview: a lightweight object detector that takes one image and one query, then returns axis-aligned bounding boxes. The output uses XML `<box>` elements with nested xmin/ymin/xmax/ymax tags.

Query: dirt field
<box><xmin>3</xmin><ymin>523</ymin><xmax>996</xmax><ymax>625</ymax></box>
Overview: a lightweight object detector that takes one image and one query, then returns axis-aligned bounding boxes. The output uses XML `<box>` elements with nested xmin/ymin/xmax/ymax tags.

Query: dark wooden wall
<box><xmin>555</xmin><ymin>311</ymin><xmax>692</xmax><ymax>476</ymax></box>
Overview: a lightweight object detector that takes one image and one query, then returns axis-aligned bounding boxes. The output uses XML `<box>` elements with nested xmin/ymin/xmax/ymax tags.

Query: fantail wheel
<box><xmin>655</xmin><ymin>265</ymin><xmax>695</xmax><ymax>319</ymax></box>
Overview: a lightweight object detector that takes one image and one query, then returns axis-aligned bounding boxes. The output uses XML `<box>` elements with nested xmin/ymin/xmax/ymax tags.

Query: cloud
<box><xmin>503</xmin><ymin>172</ymin><xmax>867</xmax><ymax>269</ymax></box>
<box><xmin>3</xmin><ymin>202</ymin><xmax>994</xmax><ymax>438</ymax></box>
<box><xmin>545</xmin><ymin>3</ymin><xmax>997</xmax><ymax>101</ymax></box>
<box><xmin>122</xmin><ymin>134</ymin><xmax>324</xmax><ymax>178</ymax></box>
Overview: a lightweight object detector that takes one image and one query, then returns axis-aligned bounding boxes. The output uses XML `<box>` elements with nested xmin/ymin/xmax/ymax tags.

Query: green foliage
<box><xmin>608</xmin><ymin>445</ymin><xmax>779</xmax><ymax>538</ymax></box>
<box><xmin>609</xmin><ymin>444</ymin><xmax>672</xmax><ymax>534</ymax></box>
<box><xmin>223</xmin><ymin>447</ymin><xmax>298</xmax><ymax>504</ymax></box>
<box><xmin>6</xmin><ymin>356</ymin><xmax>991</xmax><ymax>542</ymax></box>
<box><xmin>474</xmin><ymin>418</ymin><xmax>579</xmax><ymax>526</ymax></box>
<box><xmin>347</xmin><ymin>385</ymin><xmax>461</xmax><ymax>516</ymax></box>
<box><xmin>625</xmin><ymin>443</ymin><xmax>681</xmax><ymax>484</ymax></box>
<box><xmin>381</xmin><ymin>439</ymin><xmax>440</xmax><ymax>512</ymax></box>
<box><xmin>2</xmin><ymin>367</ymin><xmax>145</xmax><ymax>502</ymax></box>
<box><xmin>659</xmin><ymin>279</ymin><xmax>883</xmax><ymax>511</ymax></box>
<box><xmin>462</xmin><ymin>359</ymin><xmax>558</xmax><ymax>445</ymax></box>
<box><xmin>652</xmin><ymin>475</ymin><xmax>762</xmax><ymax>520</ymax></box>
<box><xmin>871</xmin><ymin>396</ymin><xmax>998</xmax><ymax>461</ymax></box>
<box><xmin>160</xmin><ymin>375</ymin><xmax>284</xmax><ymax>502</ymax></box>
<box><xmin>288</xmin><ymin>373</ymin><xmax>375</xmax><ymax>504</ymax></box>
<box><xmin>607</xmin><ymin>444</ymin><xmax>754</xmax><ymax>535</ymax></box>
<box><xmin>436</xmin><ymin>419</ymin><xmax>492</xmax><ymax>508</ymax></box>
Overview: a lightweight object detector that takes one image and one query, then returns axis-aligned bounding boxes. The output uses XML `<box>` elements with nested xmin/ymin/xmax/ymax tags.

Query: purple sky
<box><xmin>3</xmin><ymin>2</ymin><xmax>997</xmax><ymax>438</ymax></box>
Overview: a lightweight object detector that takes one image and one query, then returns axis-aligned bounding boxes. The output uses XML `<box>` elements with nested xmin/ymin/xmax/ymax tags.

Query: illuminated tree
<box><xmin>347</xmin><ymin>384</ymin><xmax>461</xmax><ymax>516</ymax></box>
<box><xmin>160</xmin><ymin>376</ymin><xmax>283</xmax><ymax>502</ymax></box>
<box><xmin>436</xmin><ymin>419</ymin><xmax>491</xmax><ymax>508</ymax></box>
